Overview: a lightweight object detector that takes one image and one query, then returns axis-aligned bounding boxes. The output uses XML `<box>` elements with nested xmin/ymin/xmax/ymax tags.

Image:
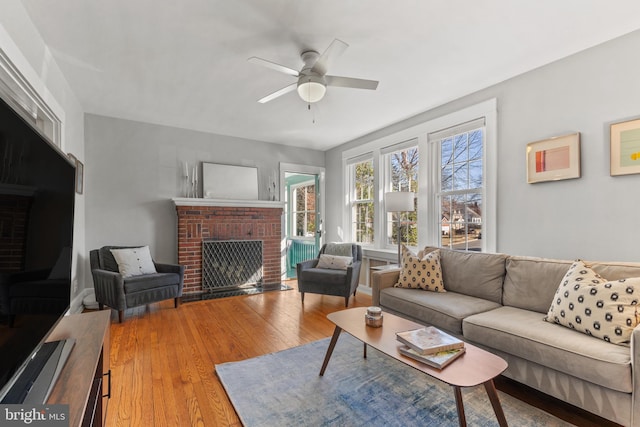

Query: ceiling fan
<box><xmin>248</xmin><ymin>39</ymin><xmax>379</xmax><ymax>104</ymax></box>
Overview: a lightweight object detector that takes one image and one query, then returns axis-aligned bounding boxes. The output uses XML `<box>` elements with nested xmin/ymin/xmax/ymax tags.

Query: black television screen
<box><xmin>0</xmin><ymin>95</ymin><xmax>74</xmax><ymax>402</ymax></box>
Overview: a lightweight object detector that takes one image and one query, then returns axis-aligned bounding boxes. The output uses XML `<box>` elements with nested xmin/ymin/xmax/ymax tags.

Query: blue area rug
<box><xmin>216</xmin><ymin>334</ymin><xmax>573</xmax><ymax>426</ymax></box>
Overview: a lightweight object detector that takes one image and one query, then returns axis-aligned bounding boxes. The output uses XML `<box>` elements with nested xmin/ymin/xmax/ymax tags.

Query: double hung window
<box><xmin>430</xmin><ymin>119</ymin><xmax>485</xmax><ymax>251</ymax></box>
<box><xmin>384</xmin><ymin>143</ymin><xmax>418</xmax><ymax>249</ymax></box>
<box><xmin>349</xmin><ymin>157</ymin><xmax>375</xmax><ymax>244</ymax></box>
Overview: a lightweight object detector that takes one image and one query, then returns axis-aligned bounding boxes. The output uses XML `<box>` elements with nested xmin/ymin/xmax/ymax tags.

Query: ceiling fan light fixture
<box><xmin>297</xmin><ymin>75</ymin><xmax>326</xmax><ymax>103</ymax></box>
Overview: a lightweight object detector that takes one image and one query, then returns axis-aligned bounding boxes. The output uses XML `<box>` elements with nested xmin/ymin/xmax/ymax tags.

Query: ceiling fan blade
<box><xmin>325</xmin><ymin>75</ymin><xmax>379</xmax><ymax>90</ymax></box>
<box><xmin>311</xmin><ymin>39</ymin><xmax>348</xmax><ymax>76</ymax></box>
<box><xmin>257</xmin><ymin>82</ymin><xmax>297</xmax><ymax>103</ymax></box>
<box><xmin>248</xmin><ymin>56</ymin><xmax>300</xmax><ymax>77</ymax></box>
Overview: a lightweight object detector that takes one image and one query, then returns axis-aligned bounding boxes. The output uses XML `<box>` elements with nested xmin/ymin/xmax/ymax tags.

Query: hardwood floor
<box><xmin>104</xmin><ymin>282</ymin><xmax>620</xmax><ymax>426</ymax></box>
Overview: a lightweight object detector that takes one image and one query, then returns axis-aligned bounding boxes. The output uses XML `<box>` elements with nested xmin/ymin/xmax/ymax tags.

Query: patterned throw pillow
<box><xmin>545</xmin><ymin>260</ymin><xmax>640</xmax><ymax>344</ymax></box>
<box><xmin>394</xmin><ymin>246</ymin><xmax>445</xmax><ymax>292</ymax></box>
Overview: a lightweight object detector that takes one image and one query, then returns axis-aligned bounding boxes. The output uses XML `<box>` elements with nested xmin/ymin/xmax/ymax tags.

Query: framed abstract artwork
<box><xmin>526</xmin><ymin>132</ymin><xmax>580</xmax><ymax>184</ymax></box>
<box><xmin>610</xmin><ymin>118</ymin><xmax>640</xmax><ymax>176</ymax></box>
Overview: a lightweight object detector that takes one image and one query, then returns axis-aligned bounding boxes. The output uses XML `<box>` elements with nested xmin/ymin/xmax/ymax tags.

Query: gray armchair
<box><xmin>90</xmin><ymin>246</ymin><xmax>184</xmax><ymax>322</ymax></box>
<box><xmin>296</xmin><ymin>243</ymin><xmax>362</xmax><ymax>307</ymax></box>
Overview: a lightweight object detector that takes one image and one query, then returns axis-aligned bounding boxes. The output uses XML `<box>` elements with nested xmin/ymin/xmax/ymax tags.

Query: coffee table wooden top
<box><xmin>327</xmin><ymin>307</ymin><xmax>507</xmax><ymax>388</ymax></box>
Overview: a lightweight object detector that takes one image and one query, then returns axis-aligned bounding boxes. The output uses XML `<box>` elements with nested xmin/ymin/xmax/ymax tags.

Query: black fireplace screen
<box><xmin>202</xmin><ymin>240</ymin><xmax>263</xmax><ymax>291</ymax></box>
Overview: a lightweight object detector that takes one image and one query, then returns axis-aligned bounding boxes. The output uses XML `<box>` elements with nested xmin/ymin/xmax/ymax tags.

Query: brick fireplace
<box><xmin>173</xmin><ymin>198</ymin><xmax>284</xmax><ymax>295</ymax></box>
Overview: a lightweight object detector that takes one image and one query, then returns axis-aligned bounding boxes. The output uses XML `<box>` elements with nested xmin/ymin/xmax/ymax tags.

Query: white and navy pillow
<box><xmin>545</xmin><ymin>260</ymin><xmax>640</xmax><ymax>344</ymax></box>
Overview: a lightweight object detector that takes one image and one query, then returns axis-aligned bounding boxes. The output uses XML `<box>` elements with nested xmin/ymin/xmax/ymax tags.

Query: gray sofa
<box><xmin>371</xmin><ymin>247</ymin><xmax>640</xmax><ymax>426</ymax></box>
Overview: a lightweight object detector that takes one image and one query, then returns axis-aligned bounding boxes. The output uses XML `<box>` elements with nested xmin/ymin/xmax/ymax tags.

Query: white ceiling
<box><xmin>18</xmin><ymin>1</ymin><xmax>640</xmax><ymax>151</ymax></box>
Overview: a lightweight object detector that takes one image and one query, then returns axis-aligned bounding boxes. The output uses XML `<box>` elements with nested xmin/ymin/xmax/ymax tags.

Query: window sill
<box><xmin>362</xmin><ymin>248</ymin><xmax>398</xmax><ymax>262</ymax></box>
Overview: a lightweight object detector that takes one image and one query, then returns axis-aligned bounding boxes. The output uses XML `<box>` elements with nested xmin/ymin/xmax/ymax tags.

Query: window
<box><xmin>385</xmin><ymin>145</ymin><xmax>418</xmax><ymax>248</ymax></box>
<box><xmin>0</xmin><ymin>52</ymin><xmax>61</xmax><ymax>146</ymax></box>
<box><xmin>432</xmin><ymin>120</ymin><xmax>484</xmax><ymax>251</ymax></box>
<box><xmin>292</xmin><ymin>183</ymin><xmax>316</xmax><ymax>237</ymax></box>
<box><xmin>342</xmin><ymin>99</ymin><xmax>496</xmax><ymax>254</ymax></box>
<box><xmin>349</xmin><ymin>157</ymin><xmax>375</xmax><ymax>244</ymax></box>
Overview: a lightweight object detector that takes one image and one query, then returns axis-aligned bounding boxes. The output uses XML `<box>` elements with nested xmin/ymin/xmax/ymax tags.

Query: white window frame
<box><xmin>429</xmin><ymin>120</ymin><xmax>485</xmax><ymax>251</ymax></box>
<box><xmin>420</xmin><ymin>102</ymin><xmax>496</xmax><ymax>252</ymax></box>
<box><xmin>343</xmin><ymin>99</ymin><xmax>497</xmax><ymax>253</ymax></box>
<box><xmin>345</xmin><ymin>154</ymin><xmax>376</xmax><ymax>246</ymax></box>
<box><xmin>0</xmin><ymin>46</ymin><xmax>62</xmax><ymax>148</ymax></box>
<box><xmin>290</xmin><ymin>180</ymin><xmax>316</xmax><ymax>238</ymax></box>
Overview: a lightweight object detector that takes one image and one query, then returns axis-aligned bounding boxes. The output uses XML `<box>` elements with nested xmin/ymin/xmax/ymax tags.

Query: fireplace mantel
<box><xmin>172</xmin><ymin>197</ymin><xmax>284</xmax><ymax>209</ymax></box>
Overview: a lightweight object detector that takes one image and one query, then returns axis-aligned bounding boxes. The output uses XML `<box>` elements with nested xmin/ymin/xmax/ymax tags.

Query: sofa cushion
<box><xmin>111</xmin><ymin>246</ymin><xmax>157</xmax><ymax>278</ymax></box>
<box><xmin>380</xmin><ymin>287</ymin><xmax>501</xmax><ymax>335</ymax></box>
<box><xmin>124</xmin><ymin>273</ymin><xmax>180</xmax><ymax>293</ymax></box>
<box><xmin>545</xmin><ymin>260</ymin><xmax>640</xmax><ymax>344</ymax></box>
<box><xmin>590</xmin><ymin>261</ymin><xmax>640</xmax><ymax>281</ymax></box>
<box><xmin>503</xmin><ymin>256</ymin><xmax>573</xmax><ymax>313</ymax></box>
<box><xmin>316</xmin><ymin>254</ymin><xmax>352</xmax><ymax>270</ymax></box>
<box><xmin>395</xmin><ymin>246</ymin><xmax>444</xmax><ymax>292</ymax></box>
<box><xmin>463</xmin><ymin>306</ymin><xmax>632</xmax><ymax>393</ymax></box>
<box><xmin>422</xmin><ymin>247</ymin><xmax>506</xmax><ymax>303</ymax></box>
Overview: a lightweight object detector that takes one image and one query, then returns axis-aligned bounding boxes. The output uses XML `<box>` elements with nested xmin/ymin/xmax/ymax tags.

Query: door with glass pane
<box><xmin>285</xmin><ymin>172</ymin><xmax>321</xmax><ymax>278</ymax></box>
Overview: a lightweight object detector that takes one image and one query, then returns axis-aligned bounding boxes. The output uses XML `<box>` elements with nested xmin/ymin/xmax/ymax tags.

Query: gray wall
<box><xmin>1</xmin><ymin>2</ymin><xmax>87</xmax><ymax>309</ymax></box>
<box><xmin>326</xmin><ymin>29</ymin><xmax>640</xmax><ymax>262</ymax></box>
<box><xmin>84</xmin><ymin>114</ymin><xmax>324</xmax><ymax>281</ymax></box>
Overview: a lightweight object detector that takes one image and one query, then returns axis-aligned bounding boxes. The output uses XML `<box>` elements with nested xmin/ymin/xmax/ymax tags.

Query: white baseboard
<box><xmin>357</xmin><ymin>285</ymin><xmax>372</xmax><ymax>296</ymax></box>
<box><xmin>69</xmin><ymin>288</ymin><xmax>98</xmax><ymax>313</ymax></box>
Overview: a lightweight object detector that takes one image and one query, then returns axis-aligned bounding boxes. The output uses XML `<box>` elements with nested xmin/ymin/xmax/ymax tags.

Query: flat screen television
<box><xmin>0</xmin><ymin>95</ymin><xmax>75</xmax><ymax>403</ymax></box>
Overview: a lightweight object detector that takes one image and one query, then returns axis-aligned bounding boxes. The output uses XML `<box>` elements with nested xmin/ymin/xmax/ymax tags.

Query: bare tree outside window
<box><xmin>439</xmin><ymin>129</ymin><xmax>483</xmax><ymax>251</ymax></box>
<box><xmin>388</xmin><ymin>147</ymin><xmax>418</xmax><ymax>247</ymax></box>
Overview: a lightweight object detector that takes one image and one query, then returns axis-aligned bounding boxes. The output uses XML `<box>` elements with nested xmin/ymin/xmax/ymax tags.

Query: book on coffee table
<box><xmin>396</xmin><ymin>326</ymin><xmax>464</xmax><ymax>355</ymax></box>
<box><xmin>398</xmin><ymin>345</ymin><xmax>466</xmax><ymax>369</ymax></box>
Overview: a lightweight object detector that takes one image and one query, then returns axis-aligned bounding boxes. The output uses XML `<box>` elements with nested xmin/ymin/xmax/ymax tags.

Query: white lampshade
<box><xmin>385</xmin><ymin>191</ymin><xmax>415</xmax><ymax>212</ymax></box>
<box><xmin>297</xmin><ymin>75</ymin><xmax>326</xmax><ymax>103</ymax></box>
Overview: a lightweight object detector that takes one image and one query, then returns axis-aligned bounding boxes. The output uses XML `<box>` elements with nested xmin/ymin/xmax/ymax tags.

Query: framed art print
<box><xmin>610</xmin><ymin>118</ymin><xmax>640</xmax><ymax>176</ymax></box>
<box><xmin>526</xmin><ymin>132</ymin><xmax>580</xmax><ymax>184</ymax></box>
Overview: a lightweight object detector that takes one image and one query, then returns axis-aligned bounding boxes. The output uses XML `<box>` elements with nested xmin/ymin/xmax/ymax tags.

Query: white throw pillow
<box><xmin>316</xmin><ymin>254</ymin><xmax>353</xmax><ymax>270</ymax></box>
<box><xmin>110</xmin><ymin>246</ymin><xmax>157</xmax><ymax>278</ymax></box>
<box><xmin>545</xmin><ymin>260</ymin><xmax>640</xmax><ymax>344</ymax></box>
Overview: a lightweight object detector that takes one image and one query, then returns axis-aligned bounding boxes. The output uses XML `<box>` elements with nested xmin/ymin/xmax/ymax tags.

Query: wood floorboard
<box><xmin>103</xmin><ymin>281</ymin><xmax>620</xmax><ymax>427</ymax></box>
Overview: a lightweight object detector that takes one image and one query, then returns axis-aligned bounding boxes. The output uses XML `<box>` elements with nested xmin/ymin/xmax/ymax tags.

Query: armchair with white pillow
<box><xmin>296</xmin><ymin>243</ymin><xmax>362</xmax><ymax>307</ymax></box>
<box><xmin>90</xmin><ymin>245</ymin><xmax>184</xmax><ymax>322</ymax></box>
